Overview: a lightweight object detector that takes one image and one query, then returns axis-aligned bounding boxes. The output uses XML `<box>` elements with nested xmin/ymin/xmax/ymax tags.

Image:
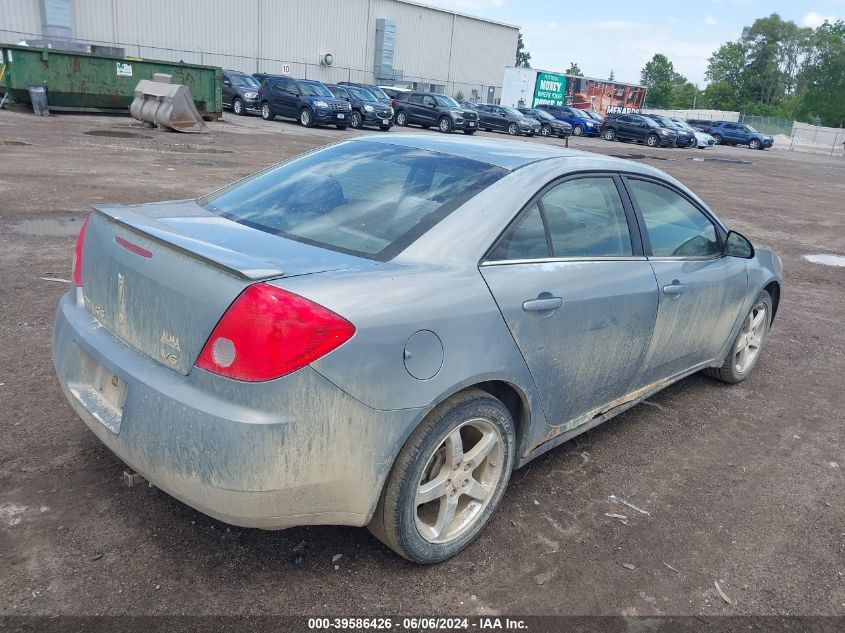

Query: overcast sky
<box><xmin>422</xmin><ymin>0</ymin><xmax>842</xmax><ymax>85</ymax></box>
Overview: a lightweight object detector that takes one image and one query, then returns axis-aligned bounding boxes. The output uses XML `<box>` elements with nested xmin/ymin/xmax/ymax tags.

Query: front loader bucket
<box><xmin>129</xmin><ymin>75</ymin><xmax>207</xmax><ymax>133</ymax></box>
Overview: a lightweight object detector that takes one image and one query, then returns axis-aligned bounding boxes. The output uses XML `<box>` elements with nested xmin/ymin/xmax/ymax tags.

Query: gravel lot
<box><xmin>0</xmin><ymin>110</ymin><xmax>843</xmax><ymax>617</ymax></box>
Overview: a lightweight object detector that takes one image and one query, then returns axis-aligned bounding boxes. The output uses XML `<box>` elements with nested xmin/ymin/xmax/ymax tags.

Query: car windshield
<box><xmin>574</xmin><ymin>109</ymin><xmax>592</xmax><ymax>119</ymax></box>
<box><xmin>502</xmin><ymin>107</ymin><xmax>523</xmax><ymax>117</ymax></box>
<box><xmin>744</xmin><ymin>125</ymin><xmax>759</xmax><ymax>133</ymax></box>
<box><xmin>584</xmin><ymin>110</ymin><xmax>602</xmax><ymax>120</ymax></box>
<box><xmin>299</xmin><ymin>82</ymin><xmax>332</xmax><ymax>97</ymax></box>
<box><xmin>200</xmin><ymin>141</ymin><xmax>507</xmax><ymax>260</ymax></box>
<box><xmin>349</xmin><ymin>86</ymin><xmax>378</xmax><ymax>102</ymax></box>
<box><xmin>643</xmin><ymin>117</ymin><xmax>660</xmax><ymax>128</ymax></box>
<box><xmin>231</xmin><ymin>74</ymin><xmax>259</xmax><ymax>88</ymax></box>
<box><xmin>366</xmin><ymin>86</ymin><xmax>389</xmax><ymax>100</ymax></box>
<box><xmin>433</xmin><ymin>95</ymin><xmax>460</xmax><ymax>108</ymax></box>
<box><xmin>533</xmin><ymin>110</ymin><xmax>554</xmax><ymax>121</ymax></box>
<box><xmin>672</xmin><ymin>119</ymin><xmax>694</xmax><ymax>131</ymax></box>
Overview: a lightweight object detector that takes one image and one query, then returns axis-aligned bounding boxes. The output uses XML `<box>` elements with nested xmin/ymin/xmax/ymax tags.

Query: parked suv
<box><xmin>379</xmin><ymin>86</ymin><xmax>412</xmax><ymax>109</ymax></box>
<box><xmin>536</xmin><ymin>104</ymin><xmax>601</xmax><ymax>136</ymax></box>
<box><xmin>518</xmin><ymin>107</ymin><xmax>572</xmax><ymax>138</ymax></box>
<box><xmin>258</xmin><ymin>77</ymin><xmax>352</xmax><ymax>129</ymax></box>
<box><xmin>394</xmin><ymin>92</ymin><xmax>479</xmax><ymax>134</ymax></box>
<box><xmin>601</xmin><ymin>114</ymin><xmax>678</xmax><ymax>147</ymax></box>
<box><xmin>338</xmin><ymin>82</ymin><xmax>392</xmax><ymax>107</ymax></box>
<box><xmin>475</xmin><ymin>104</ymin><xmax>540</xmax><ymax>136</ymax></box>
<box><xmin>222</xmin><ymin>70</ymin><xmax>261</xmax><ymax>116</ymax></box>
<box><xmin>642</xmin><ymin>114</ymin><xmax>696</xmax><ymax>147</ymax></box>
<box><xmin>327</xmin><ymin>84</ymin><xmax>394</xmax><ymax>131</ymax></box>
<box><xmin>707</xmin><ymin>121</ymin><xmax>773</xmax><ymax>149</ymax></box>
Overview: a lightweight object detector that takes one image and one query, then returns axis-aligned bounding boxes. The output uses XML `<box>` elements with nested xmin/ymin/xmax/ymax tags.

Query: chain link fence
<box><xmin>737</xmin><ymin>114</ymin><xmax>794</xmax><ymax>137</ymax></box>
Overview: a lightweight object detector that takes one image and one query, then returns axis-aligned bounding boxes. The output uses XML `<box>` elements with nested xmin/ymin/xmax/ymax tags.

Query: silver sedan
<box><xmin>53</xmin><ymin>135</ymin><xmax>782</xmax><ymax>563</ymax></box>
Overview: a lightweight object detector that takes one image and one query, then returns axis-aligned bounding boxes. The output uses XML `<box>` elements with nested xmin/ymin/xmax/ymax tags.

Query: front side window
<box><xmin>541</xmin><ymin>178</ymin><xmax>632</xmax><ymax>257</ymax></box>
<box><xmin>201</xmin><ymin>141</ymin><xmax>506</xmax><ymax>260</ymax></box>
<box><xmin>627</xmin><ymin>179</ymin><xmax>719</xmax><ymax>257</ymax></box>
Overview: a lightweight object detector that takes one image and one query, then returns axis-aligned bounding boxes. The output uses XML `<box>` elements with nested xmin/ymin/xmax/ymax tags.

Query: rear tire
<box><xmin>704</xmin><ymin>291</ymin><xmax>772</xmax><ymax>384</ymax></box>
<box><xmin>367</xmin><ymin>389</ymin><xmax>515</xmax><ymax>564</ymax></box>
<box><xmin>260</xmin><ymin>103</ymin><xmax>274</xmax><ymax>121</ymax></box>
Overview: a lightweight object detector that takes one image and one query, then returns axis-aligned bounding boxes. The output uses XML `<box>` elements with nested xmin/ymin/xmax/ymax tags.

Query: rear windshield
<box><xmin>200</xmin><ymin>141</ymin><xmax>507</xmax><ymax>260</ymax></box>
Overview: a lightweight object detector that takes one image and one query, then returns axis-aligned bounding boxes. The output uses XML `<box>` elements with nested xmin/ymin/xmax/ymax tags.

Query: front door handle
<box><xmin>662</xmin><ymin>282</ymin><xmax>685</xmax><ymax>295</ymax></box>
<box><xmin>523</xmin><ymin>296</ymin><xmax>564</xmax><ymax>312</ymax></box>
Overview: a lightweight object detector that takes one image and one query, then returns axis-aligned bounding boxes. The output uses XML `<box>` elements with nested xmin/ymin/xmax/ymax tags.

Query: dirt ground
<box><xmin>0</xmin><ymin>110</ymin><xmax>843</xmax><ymax>617</ymax></box>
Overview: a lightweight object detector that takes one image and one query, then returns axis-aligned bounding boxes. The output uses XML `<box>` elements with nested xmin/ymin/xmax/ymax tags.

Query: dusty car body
<box><xmin>53</xmin><ymin>135</ymin><xmax>781</xmax><ymax>563</ymax></box>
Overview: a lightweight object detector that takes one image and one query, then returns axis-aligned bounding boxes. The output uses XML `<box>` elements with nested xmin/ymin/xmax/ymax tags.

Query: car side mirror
<box><xmin>222</xmin><ymin>80</ymin><xmax>231</xmax><ymax>87</ymax></box>
<box><xmin>724</xmin><ymin>230</ymin><xmax>754</xmax><ymax>259</ymax></box>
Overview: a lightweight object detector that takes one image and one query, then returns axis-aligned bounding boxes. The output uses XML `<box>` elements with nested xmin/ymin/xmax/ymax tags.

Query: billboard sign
<box><xmin>533</xmin><ymin>72</ymin><xmax>566</xmax><ymax>107</ymax></box>
<box><xmin>565</xmin><ymin>76</ymin><xmax>647</xmax><ymax>117</ymax></box>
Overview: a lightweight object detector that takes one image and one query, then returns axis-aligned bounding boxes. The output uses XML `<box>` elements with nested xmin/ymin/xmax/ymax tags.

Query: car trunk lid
<box><xmin>80</xmin><ymin>200</ymin><xmax>372</xmax><ymax>375</ymax></box>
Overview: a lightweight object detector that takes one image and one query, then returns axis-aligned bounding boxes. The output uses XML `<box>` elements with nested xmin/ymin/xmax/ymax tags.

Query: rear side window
<box><xmin>489</xmin><ymin>204</ymin><xmax>549</xmax><ymax>260</ymax></box>
<box><xmin>410</xmin><ymin>94</ymin><xmax>423</xmax><ymax>104</ymax></box>
<box><xmin>541</xmin><ymin>178</ymin><xmax>632</xmax><ymax>257</ymax></box>
<box><xmin>627</xmin><ymin>179</ymin><xmax>719</xmax><ymax>257</ymax></box>
<box><xmin>201</xmin><ymin>141</ymin><xmax>507</xmax><ymax>260</ymax></box>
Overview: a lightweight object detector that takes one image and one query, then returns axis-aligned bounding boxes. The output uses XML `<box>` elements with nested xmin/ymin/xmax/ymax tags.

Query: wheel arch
<box><xmin>763</xmin><ymin>279</ymin><xmax>781</xmax><ymax>322</ymax></box>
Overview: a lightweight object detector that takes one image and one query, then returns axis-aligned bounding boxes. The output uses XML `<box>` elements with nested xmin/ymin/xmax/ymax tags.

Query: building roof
<box><xmin>396</xmin><ymin>0</ymin><xmax>519</xmax><ymax>30</ymax></box>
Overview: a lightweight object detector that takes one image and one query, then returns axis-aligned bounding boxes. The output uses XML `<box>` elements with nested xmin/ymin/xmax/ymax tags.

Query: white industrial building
<box><xmin>1</xmin><ymin>0</ymin><xmax>519</xmax><ymax>101</ymax></box>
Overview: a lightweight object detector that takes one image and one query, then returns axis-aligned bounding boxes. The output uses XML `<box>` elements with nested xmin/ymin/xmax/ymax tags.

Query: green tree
<box><xmin>565</xmin><ymin>62</ymin><xmax>583</xmax><ymax>76</ymax></box>
<box><xmin>516</xmin><ymin>32</ymin><xmax>531</xmax><ymax>68</ymax></box>
<box><xmin>797</xmin><ymin>20</ymin><xmax>845</xmax><ymax>126</ymax></box>
<box><xmin>741</xmin><ymin>13</ymin><xmax>811</xmax><ymax>106</ymax></box>
<box><xmin>704</xmin><ymin>41</ymin><xmax>746</xmax><ymax>109</ymax></box>
<box><xmin>641</xmin><ymin>54</ymin><xmax>686</xmax><ymax>108</ymax></box>
<box><xmin>454</xmin><ymin>90</ymin><xmax>465</xmax><ymax>103</ymax></box>
<box><xmin>670</xmin><ymin>82</ymin><xmax>699</xmax><ymax>109</ymax></box>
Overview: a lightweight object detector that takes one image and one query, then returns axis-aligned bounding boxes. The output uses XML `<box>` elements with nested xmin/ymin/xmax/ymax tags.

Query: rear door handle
<box><xmin>662</xmin><ymin>282</ymin><xmax>685</xmax><ymax>295</ymax></box>
<box><xmin>522</xmin><ymin>297</ymin><xmax>564</xmax><ymax>312</ymax></box>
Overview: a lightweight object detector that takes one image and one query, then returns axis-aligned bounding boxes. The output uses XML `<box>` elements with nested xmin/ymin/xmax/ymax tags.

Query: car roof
<box><xmin>353</xmin><ymin>134</ymin><xmax>650</xmax><ymax>171</ymax></box>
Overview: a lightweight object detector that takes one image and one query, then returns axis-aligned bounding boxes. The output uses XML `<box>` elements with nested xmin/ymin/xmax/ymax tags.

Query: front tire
<box><xmin>749</xmin><ymin>138</ymin><xmax>761</xmax><ymax>150</ymax></box>
<box><xmin>541</xmin><ymin>123</ymin><xmax>552</xmax><ymax>137</ymax></box>
<box><xmin>646</xmin><ymin>133</ymin><xmax>659</xmax><ymax>147</ymax></box>
<box><xmin>572</xmin><ymin>124</ymin><xmax>584</xmax><ymax>136</ymax></box>
<box><xmin>604</xmin><ymin>128</ymin><xmax>616</xmax><ymax>141</ymax></box>
<box><xmin>350</xmin><ymin>111</ymin><xmax>363</xmax><ymax>129</ymax></box>
<box><xmin>438</xmin><ymin>116</ymin><xmax>453</xmax><ymax>133</ymax></box>
<box><xmin>704</xmin><ymin>291</ymin><xmax>772</xmax><ymax>384</ymax></box>
<box><xmin>368</xmin><ymin>389</ymin><xmax>515</xmax><ymax>564</ymax></box>
<box><xmin>507</xmin><ymin>122</ymin><xmax>519</xmax><ymax>136</ymax></box>
<box><xmin>299</xmin><ymin>108</ymin><xmax>314</xmax><ymax>128</ymax></box>
<box><xmin>260</xmin><ymin>103</ymin><xmax>274</xmax><ymax>121</ymax></box>
<box><xmin>233</xmin><ymin>98</ymin><xmax>245</xmax><ymax>116</ymax></box>
<box><xmin>712</xmin><ymin>133</ymin><xmax>722</xmax><ymax>145</ymax></box>
<box><xmin>395</xmin><ymin>111</ymin><xmax>408</xmax><ymax>126</ymax></box>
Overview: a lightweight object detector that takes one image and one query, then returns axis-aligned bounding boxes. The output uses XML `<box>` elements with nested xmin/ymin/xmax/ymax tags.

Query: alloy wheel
<box><xmin>508</xmin><ymin>122</ymin><xmax>518</xmax><ymax>135</ymax></box>
<box><xmin>541</xmin><ymin>124</ymin><xmax>551</xmax><ymax>136</ymax></box>
<box><xmin>735</xmin><ymin>302</ymin><xmax>768</xmax><ymax>373</ymax></box>
<box><xmin>233</xmin><ymin>99</ymin><xmax>244</xmax><ymax>115</ymax></box>
<box><xmin>415</xmin><ymin>418</ymin><xmax>505</xmax><ymax>544</ymax></box>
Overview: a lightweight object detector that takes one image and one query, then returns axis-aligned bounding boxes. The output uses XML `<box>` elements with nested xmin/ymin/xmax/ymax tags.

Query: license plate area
<box><xmin>68</xmin><ymin>353</ymin><xmax>128</xmax><ymax>434</ymax></box>
<box><xmin>468</xmin><ymin>121</ymin><xmax>476</xmax><ymax>127</ymax></box>
<box><xmin>337</xmin><ymin>113</ymin><xmax>345</xmax><ymax>119</ymax></box>
<box><xmin>382</xmin><ymin>119</ymin><xmax>389</xmax><ymax>125</ymax></box>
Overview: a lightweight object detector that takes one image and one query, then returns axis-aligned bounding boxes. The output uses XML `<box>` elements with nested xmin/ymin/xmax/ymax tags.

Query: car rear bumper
<box><xmin>53</xmin><ymin>291</ymin><xmax>420</xmax><ymax>529</ymax></box>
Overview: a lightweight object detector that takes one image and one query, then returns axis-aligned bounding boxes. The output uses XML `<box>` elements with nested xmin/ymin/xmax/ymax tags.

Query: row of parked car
<box><xmin>221</xmin><ymin>69</ymin><xmax>773</xmax><ymax>150</ymax></box>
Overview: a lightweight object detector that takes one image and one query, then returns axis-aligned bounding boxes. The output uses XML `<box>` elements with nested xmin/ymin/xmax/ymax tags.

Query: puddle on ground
<box><xmin>804</xmin><ymin>254</ymin><xmax>845</xmax><ymax>268</ymax></box>
<box><xmin>689</xmin><ymin>157</ymin><xmax>751</xmax><ymax>165</ymax></box>
<box><xmin>85</xmin><ymin>130</ymin><xmax>150</xmax><ymax>139</ymax></box>
<box><xmin>0</xmin><ymin>139</ymin><xmax>30</xmax><ymax>146</ymax></box>
<box><xmin>164</xmin><ymin>146</ymin><xmax>233</xmax><ymax>154</ymax></box>
<box><xmin>10</xmin><ymin>217</ymin><xmax>82</xmax><ymax>237</ymax></box>
<box><xmin>610</xmin><ymin>154</ymin><xmax>670</xmax><ymax>161</ymax></box>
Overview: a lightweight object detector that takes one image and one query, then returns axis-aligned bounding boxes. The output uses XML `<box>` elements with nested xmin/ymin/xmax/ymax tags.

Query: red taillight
<box><xmin>71</xmin><ymin>216</ymin><xmax>90</xmax><ymax>287</ymax></box>
<box><xmin>196</xmin><ymin>283</ymin><xmax>355</xmax><ymax>382</ymax></box>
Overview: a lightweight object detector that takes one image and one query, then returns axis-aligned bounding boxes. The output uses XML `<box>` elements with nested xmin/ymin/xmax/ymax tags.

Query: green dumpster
<box><xmin>0</xmin><ymin>45</ymin><xmax>222</xmax><ymax>119</ymax></box>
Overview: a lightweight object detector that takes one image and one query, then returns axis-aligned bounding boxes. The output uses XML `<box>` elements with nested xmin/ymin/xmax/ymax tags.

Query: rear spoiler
<box><xmin>92</xmin><ymin>204</ymin><xmax>285</xmax><ymax>280</ymax></box>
